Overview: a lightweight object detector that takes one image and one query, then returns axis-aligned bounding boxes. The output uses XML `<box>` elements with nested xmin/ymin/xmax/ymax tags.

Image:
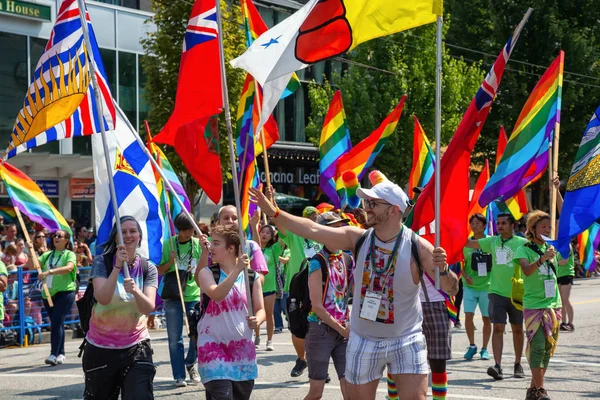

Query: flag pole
<box><xmin>434</xmin><ymin>15</ymin><xmax>443</xmax><ymax>290</ymax></box>
<box><xmin>216</xmin><ymin>0</ymin><xmax>254</xmax><ymax>314</ymax></box>
<box><xmin>76</xmin><ymin>0</ymin><xmax>129</xmax><ymax>279</ymax></box>
<box><xmin>550</xmin><ymin>121</ymin><xmax>560</xmax><ymax>238</ymax></box>
<box><xmin>253</xmin><ymin>81</ymin><xmax>271</xmax><ymax>226</ymax></box>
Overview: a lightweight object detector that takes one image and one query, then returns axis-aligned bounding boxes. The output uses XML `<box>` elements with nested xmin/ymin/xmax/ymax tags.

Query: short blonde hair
<box><xmin>525</xmin><ymin>210</ymin><xmax>550</xmax><ymax>241</ymax></box>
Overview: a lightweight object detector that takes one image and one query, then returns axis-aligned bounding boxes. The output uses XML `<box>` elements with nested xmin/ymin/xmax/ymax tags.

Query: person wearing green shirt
<box><xmin>274</xmin><ymin>246</ymin><xmax>290</xmax><ymax>333</ymax></box>
<box><xmin>462</xmin><ymin>214</ymin><xmax>492</xmax><ymax>362</ymax></box>
<box><xmin>465</xmin><ymin>212</ymin><xmax>528</xmax><ymax>381</ymax></box>
<box><xmin>33</xmin><ymin>229</ymin><xmax>77</xmax><ymax>366</ymax></box>
<box><xmin>515</xmin><ymin>211</ymin><xmax>567</xmax><ymax>400</ymax></box>
<box><xmin>557</xmin><ymin>245</ymin><xmax>575</xmax><ymax>332</ymax></box>
<box><xmin>158</xmin><ymin>214</ymin><xmax>202</xmax><ymax>387</ymax></box>
<box><xmin>253</xmin><ymin>224</ymin><xmax>283</xmax><ymax>352</ymax></box>
<box><xmin>0</xmin><ymin>260</ymin><xmax>7</xmax><ymax>326</ymax></box>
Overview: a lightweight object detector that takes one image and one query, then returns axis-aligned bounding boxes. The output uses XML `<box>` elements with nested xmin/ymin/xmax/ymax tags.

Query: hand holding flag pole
<box><xmin>76</xmin><ymin>0</ymin><xmax>129</xmax><ymax>279</ymax></box>
<box><xmin>216</xmin><ymin>0</ymin><xmax>253</xmax><ymax>315</ymax></box>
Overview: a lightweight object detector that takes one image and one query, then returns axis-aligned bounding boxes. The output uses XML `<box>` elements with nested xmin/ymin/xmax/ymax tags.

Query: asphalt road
<box><xmin>0</xmin><ymin>277</ymin><xmax>599</xmax><ymax>399</ymax></box>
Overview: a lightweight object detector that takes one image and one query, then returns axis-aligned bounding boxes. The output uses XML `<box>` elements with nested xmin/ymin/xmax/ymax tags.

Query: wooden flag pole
<box><xmin>216</xmin><ymin>0</ymin><xmax>253</xmax><ymax>315</ymax></box>
<box><xmin>550</xmin><ymin>121</ymin><xmax>561</xmax><ymax>238</ymax></box>
<box><xmin>253</xmin><ymin>81</ymin><xmax>273</xmax><ymax>189</ymax></box>
<box><xmin>76</xmin><ymin>0</ymin><xmax>129</xmax><ymax>280</ymax></box>
<box><xmin>13</xmin><ymin>207</ymin><xmax>53</xmax><ymax>307</ymax></box>
<box><xmin>144</xmin><ymin>122</ymin><xmax>190</xmax><ymax>335</ymax></box>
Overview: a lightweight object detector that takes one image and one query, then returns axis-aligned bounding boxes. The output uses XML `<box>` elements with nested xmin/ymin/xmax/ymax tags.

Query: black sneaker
<box><xmin>536</xmin><ymin>387</ymin><xmax>551</xmax><ymax>400</ymax></box>
<box><xmin>290</xmin><ymin>358</ymin><xmax>307</xmax><ymax>377</ymax></box>
<box><xmin>487</xmin><ymin>364</ymin><xmax>504</xmax><ymax>380</ymax></box>
<box><xmin>325</xmin><ymin>374</ymin><xmax>331</xmax><ymax>383</ymax></box>
<box><xmin>559</xmin><ymin>323</ymin><xmax>571</xmax><ymax>332</ymax></box>
<box><xmin>514</xmin><ymin>363</ymin><xmax>525</xmax><ymax>378</ymax></box>
<box><xmin>525</xmin><ymin>387</ymin><xmax>538</xmax><ymax>400</ymax></box>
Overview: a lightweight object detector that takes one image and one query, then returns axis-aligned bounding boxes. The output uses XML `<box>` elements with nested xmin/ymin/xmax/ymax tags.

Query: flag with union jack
<box><xmin>6</xmin><ymin>0</ymin><xmax>115</xmax><ymax>159</ymax></box>
<box><xmin>153</xmin><ymin>0</ymin><xmax>223</xmax><ymax>204</ymax></box>
<box><xmin>411</xmin><ymin>9</ymin><xmax>532</xmax><ymax>264</ymax></box>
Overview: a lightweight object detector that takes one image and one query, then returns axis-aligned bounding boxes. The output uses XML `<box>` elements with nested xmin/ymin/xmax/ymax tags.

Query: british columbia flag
<box><xmin>6</xmin><ymin>0</ymin><xmax>115</xmax><ymax>159</ymax></box>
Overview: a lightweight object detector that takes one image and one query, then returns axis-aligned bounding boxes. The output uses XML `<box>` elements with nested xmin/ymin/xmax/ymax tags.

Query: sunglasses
<box><xmin>54</xmin><ymin>234</ymin><xmax>66</xmax><ymax>239</ymax></box>
<box><xmin>35</xmin><ymin>235</ymin><xmax>45</xmax><ymax>239</ymax></box>
<box><xmin>364</xmin><ymin>199</ymin><xmax>392</xmax><ymax>209</ymax></box>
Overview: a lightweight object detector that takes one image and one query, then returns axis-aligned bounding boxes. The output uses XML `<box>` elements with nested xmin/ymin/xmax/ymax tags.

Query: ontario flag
<box><xmin>153</xmin><ymin>0</ymin><xmax>223</xmax><ymax>204</ymax></box>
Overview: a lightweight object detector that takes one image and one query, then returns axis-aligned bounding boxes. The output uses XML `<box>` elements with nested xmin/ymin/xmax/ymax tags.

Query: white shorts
<box><xmin>345</xmin><ymin>331</ymin><xmax>429</xmax><ymax>385</ymax></box>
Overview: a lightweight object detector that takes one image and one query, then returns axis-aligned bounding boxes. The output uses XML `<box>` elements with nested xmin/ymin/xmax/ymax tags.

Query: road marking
<box><xmin>450</xmin><ymin>351</ymin><xmax>600</xmax><ymax>368</ymax></box>
<box><xmin>0</xmin><ymin>372</ymin><xmax>516</xmax><ymax>399</ymax></box>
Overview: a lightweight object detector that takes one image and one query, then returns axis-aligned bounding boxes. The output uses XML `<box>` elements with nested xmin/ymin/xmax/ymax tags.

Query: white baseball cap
<box><xmin>357</xmin><ymin>180</ymin><xmax>411</xmax><ymax>213</ymax></box>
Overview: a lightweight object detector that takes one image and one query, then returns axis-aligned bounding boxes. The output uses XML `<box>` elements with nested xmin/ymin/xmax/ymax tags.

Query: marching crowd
<box><xmin>0</xmin><ymin>175</ymin><xmax>597</xmax><ymax>400</ymax></box>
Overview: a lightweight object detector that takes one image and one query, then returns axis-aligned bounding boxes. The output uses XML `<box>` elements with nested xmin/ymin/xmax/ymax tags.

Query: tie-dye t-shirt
<box><xmin>87</xmin><ymin>254</ymin><xmax>158</xmax><ymax>349</ymax></box>
<box><xmin>307</xmin><ymin>251</ymin><xmax>352</xmax><ymax>325</ymax></box>
<box><xmin>197</xmin><ymin>267</ymin><xmax>257</xmax><ymax>384</ymax></box>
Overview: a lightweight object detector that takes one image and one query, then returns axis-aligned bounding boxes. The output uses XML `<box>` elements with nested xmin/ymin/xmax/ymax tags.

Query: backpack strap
<box><xmin>353</xmin><ymin>229</ymin><xmax>371</xmax><ymax>259</ymax></box>
<box><xmin>410</xmin><ymin>231</ymin><xmax>430</xmax><ymax>303</ymax></box>
<box><xmin>201</xmin><ymin>265</ymin><xmax>222</xmax><ymax>314</ymax></box>
<box><xmin>102</xmin><ymin>253</ymin><xmax>114</xmax><ymax>278</ymax></box>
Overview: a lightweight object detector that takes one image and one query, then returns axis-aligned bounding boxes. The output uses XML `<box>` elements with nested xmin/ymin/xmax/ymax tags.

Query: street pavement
<box><xmin>0</xmin><ymin>277</ymin><xmax>599</xmax><ymax>399</ymax></box>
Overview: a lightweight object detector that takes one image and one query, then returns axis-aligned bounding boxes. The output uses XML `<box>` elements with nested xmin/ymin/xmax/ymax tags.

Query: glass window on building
<box><xmin>0</xmin><ymin>33</ymin><xmax>27</xmax><ymax>153</ymax></box>
<box><xmin>118</xmin><ymin>51</ymin><xmax>137</xmax><ymax>128</ymax></box>
<box><xmin>138</xmin><ymin>54</ymin><xmax>149</xmax><ymax>132</ymax></box>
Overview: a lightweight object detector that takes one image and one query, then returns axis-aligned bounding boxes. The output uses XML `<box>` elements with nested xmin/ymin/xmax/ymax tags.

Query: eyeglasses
<box><xmin>364</xmin><ymin>199</ymin><xmax>392</xmax><ymax>209</ymax></box>
<box><xmin>54</xmin><ymin>235</ymin><xmax>66</xmax><ymax>239</ymax></box>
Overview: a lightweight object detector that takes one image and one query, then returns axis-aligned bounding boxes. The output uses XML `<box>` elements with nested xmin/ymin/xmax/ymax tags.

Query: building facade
<box><xmin>0</xmin><ymin>0</ymin><xmax>332</xmax><ymax>227</ymax></box>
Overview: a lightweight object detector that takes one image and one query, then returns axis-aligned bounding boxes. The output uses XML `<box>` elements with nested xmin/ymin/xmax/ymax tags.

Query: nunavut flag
<box><xmin>153</xmin><ymin>0</ymin><xmax>223</xmax><ymax>204</ymax></box>
<box><xmin>231</xmin><ymin>0</ymin><xmax>442</xmax><ymax>85</ymax></box>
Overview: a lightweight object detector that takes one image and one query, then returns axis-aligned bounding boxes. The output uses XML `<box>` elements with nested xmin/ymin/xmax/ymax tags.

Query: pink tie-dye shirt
<box><xmin>197</xmin><ymin>268</ymin><xmax>257</xmax><ymax>383</ymax></box>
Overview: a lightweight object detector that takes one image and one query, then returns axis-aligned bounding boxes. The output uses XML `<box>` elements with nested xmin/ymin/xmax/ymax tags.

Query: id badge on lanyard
<box><xmin>496</xmin><ymin>249</ymin><xmax>508</xmax><ymax>265</ymax></box>
<box><xmin>544</xmin><ymin>279</ymin><xmax>555</xmax><ymax>298</ymax></box>
<box><xmin>360</xmin><ymin>291</ymin><xmax>382</xmax><ymax>321</ymax></box>
<box><xmin>477</xmin><ymin>262</ymin><xmax>488</xmax><ymax>277</ymax></box>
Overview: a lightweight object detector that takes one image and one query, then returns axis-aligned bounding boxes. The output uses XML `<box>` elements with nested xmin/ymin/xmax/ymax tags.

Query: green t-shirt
<box><xmin>462</xmin><ymin>236</ymin><xmax>491</xmax><ymax>291</ymax></box>
<box><xmin>515</xmin><ymin>242</ymin><xmax>562</xmax><ymax>310</ymax></box>
<box><xmin>161</xmin><ymin>236</ymin><xmax>201</xmax><ymax>303</ymax></box>
<box><xmin>262</xmin><ymin>242</ymin><xmax>283</xmax><ymax>294</ymax></box>
<box><xmin>0</xmin><ymin>261</ymin><xmax>7</xmax><ymax>321</ymax></box>
<box><xmin>557</xmin><ymin>246</ymin><xmax>575</xmax><ymax>278</ymax></box>
<box><xmin>280</xmin><ymin>231</ymin><xmax>322</xmax><ymax>292</ymax></box>
<box><xmin>478</xmin><ymin>235</ymin><xmax>528</xmax><ymax>298</ymax></box>
<box><xmin>39</xmin><ymin>250</ymin><xmax>77</xmax><ymax>298</ymax></box>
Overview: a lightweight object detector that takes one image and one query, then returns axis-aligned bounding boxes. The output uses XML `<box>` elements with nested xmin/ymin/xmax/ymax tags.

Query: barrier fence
<box><xmin>1</xmin><ymin>266</ymin><xmax>165</xmax><ymax>347</ymax></box>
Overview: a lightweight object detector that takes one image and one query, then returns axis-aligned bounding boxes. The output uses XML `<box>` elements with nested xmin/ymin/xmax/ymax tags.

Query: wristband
<box><xmin>439</xmin><ymin>266</ymin><xmax>449</xmax><ymax>276</ymax></box>
<box><xmin>273</xmin><ymin>207</ymin><xmax>281</xmax><ymax>219</ymax></box>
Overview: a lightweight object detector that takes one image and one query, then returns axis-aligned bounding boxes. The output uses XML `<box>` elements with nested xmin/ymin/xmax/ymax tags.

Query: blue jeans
<box><xmin>273</xmin><ymin>293</ymin><xmax>288</xmax><ymax>330</ymax></box>
<box><xmin>43</xmin><ymin>290</ymin><xmax>75</xmax><ymax>357</ymax></box>
<box><xmin>165</xmin><ymin>299</ymin><xmax>198</xmax><ymax>380</ymax></box>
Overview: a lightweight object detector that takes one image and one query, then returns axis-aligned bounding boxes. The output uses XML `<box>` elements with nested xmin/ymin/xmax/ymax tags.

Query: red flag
<box><xmin>468</xmin><ymin>159</ymin><xmax>490</xmax><ymax>218</ymax></box>
<box><xmin>411</xmin><ymin>14</ymin><xmax>529</xmax><ymax>263</ymax></box>
<box><xmin>153</xmin><ymin>0</ymin><xmax>223</xmax><ymax>203</ymax></box>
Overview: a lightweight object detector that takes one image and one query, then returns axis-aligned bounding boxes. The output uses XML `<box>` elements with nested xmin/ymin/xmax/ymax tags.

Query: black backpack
<box><xmin>187</xmin><ymin>265</ymin><xmax>256</xmax><ymax>342</ymax></box>
<box><xmin>76</xmin><ymin>254</ymin><xmax>149</xmax><ymax>336</ymax></box>
<box><xmin>286</xmin><ymin>251</ymin><xmax>352</xmax><ymax>339</ymax></box>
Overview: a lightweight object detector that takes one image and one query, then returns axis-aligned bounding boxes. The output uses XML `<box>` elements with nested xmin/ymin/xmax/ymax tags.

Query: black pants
<box><xmin>455</xmin><ymin>279</ymin><xmax>464</xmax><ymax>323</ymax></box>
<box><xmin>43</xmin><ymin>291</ymin><xmax>75</xmax><ymax>356</ymax></box>
<box><xmin>82</xmin><ymin>339</ymin><xmax>156</xmax><ymax>400</ymax></box>
<box><xmin>204</xmin><ymin>379</ymin><xmax>255</xmax><ymax>400</ymax></box>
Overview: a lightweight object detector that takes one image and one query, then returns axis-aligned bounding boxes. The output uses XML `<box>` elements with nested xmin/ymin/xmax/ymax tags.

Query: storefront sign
<box><xmin>70</xmin><ymin>178</ymin><xmax>95</xmax><ymax>199</ymax></box>
<box><xmin>36</xmin><ymin>180</ymin><xmax>58</xmax><ymax>197</ymax></box>
<box><xmin>260</xmin><ymin>170</ymin><xmax>320</xmax><ymax>185</ymax></box>
<box><xmin>0</xmin><ymin>0</ymin><xmax>52</xmax><ymax>22</ymax></box>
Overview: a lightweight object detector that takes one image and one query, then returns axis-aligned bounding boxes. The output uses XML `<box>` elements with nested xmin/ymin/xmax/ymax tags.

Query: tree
<box><xmin>305</xmin><ymin>21</ymin><xmax>485</xmax><ymax>186</ymax></box>
<box><xmin>141</xmin><ymin>0</ymin><xmax>246</xmax><ymax>203</ymax></box>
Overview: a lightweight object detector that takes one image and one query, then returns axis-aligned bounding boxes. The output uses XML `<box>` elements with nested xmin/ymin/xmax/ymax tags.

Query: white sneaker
<box><xmin>175</xmin><ymin>379</ymin><xmax>187</xmax><ymax>388</ymax></box>
<box><xmin>56</xmin><ymin>354</ymin><xmax>66</xmax><ymax>364</ymax></box>
<box><xmin>266</xmin><ymin>340</ymin><xmax>274</xmax><ymax>351</ymax></box>
<box><xmin>254</xmin><ymin>335</ymin><xmax>261</xmax><ymax>349</ymax></box>
<box><xmin>186</xmin><ymin>365</ymin><xmax>201</xmax><ymax>384</ymax></box>
<box><xmin>45</xmin><ymin>355</ymin><xmax>57</xmax><ymax>366</ymax></box>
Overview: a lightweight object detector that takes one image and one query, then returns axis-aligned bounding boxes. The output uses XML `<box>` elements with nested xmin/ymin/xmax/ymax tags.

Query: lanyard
<box><xmin>48</xmin><ymin>250</ymin><xmax>65</xmax><ymax>270</ymax></box>
<box><xmin>533</xmin><ymin>243</ymin><xmax>554</xmax><ymax>278</ymax></box>
<box><xmin>500</xmin><ymin>235</ymin><xmax>513</xmax><ymax>249</ymax></box>
<box><xmin>368</xmin><ymin>228</ymin><xmax>403</xmax><ymax>292</ymax></box>
<box><xmin>175</xmin><ymin>238</ymin><xmax>194</xmax><ymax>269</ymax></box>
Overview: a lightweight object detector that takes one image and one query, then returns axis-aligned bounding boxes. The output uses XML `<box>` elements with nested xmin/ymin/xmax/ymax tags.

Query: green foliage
<box><xmin>141</xmin><ymin>0</ymin><xmax>245</xmax><ymax>200</ymax></box>
<box><xmin>305</xmin><ymin>21</ymin><xmax>484</xmax><ymax>185</ymax></box>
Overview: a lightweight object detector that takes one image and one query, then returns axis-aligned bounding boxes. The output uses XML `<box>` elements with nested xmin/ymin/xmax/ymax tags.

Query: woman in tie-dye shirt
<box><xmin>82</xmin><ymin>216</ymin><xmax>158</xmax><ymax>400</ymax></box>
<box><xmin>195</xmin><ymin>224</ymin><xmax>265</xmax><ymax>400</ymax></box>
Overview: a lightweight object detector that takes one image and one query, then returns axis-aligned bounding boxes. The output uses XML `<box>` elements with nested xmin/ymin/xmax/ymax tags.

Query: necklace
<box><xmin>48</xmin><ymin>250</ymin><xmax>65</xmax><ymax>270</ymax></box>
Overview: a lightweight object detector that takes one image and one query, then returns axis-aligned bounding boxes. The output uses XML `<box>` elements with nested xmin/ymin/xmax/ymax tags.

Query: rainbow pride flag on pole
<box><xmin>319</xmin><ymin>90</ymin><xmax>352</xmax><ymax>208</ymax></box>
<box><xmin>335</xmin><ymin>95</ymin><xmax>406</xmax><ymax>192</ymax></box>
<box><xmin>0</xmin><ymin>162</ymin><xmax>71</xmax><ymax>234</ymax></box>
<box><xmin>577</xmin><ymin>223</ymin><xmax>600</xmax><ymax>276</ymax></box>
<box><xmin>408</xmin><ymin>115</ymin><xmax>435</xmax><ymax>197</ymax></box>
<box><xmin>480</xmin><ymin>51</ymin><xmax>564</xmax><ymax>206</ymax></box>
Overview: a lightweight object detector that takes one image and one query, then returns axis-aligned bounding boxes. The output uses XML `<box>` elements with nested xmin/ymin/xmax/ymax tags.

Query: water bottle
<box><xmin>289</xmin><ymin>299</ymin><xmax>297</xmax><ymax>312</ymax></box>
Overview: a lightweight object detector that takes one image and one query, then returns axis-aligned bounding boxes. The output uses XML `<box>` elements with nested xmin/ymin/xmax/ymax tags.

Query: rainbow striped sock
<box><xmin>432</xmin><ymin>371</ymin><xmax>448</xmax><ymax>399</ymax></box>
<box><xmin>386</xmin><ymin>372</ymin><xmax>398</xmax><ymax>400</ymax></box>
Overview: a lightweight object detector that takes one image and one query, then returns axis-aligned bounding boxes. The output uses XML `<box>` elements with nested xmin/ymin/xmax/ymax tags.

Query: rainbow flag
<box><xmin>408</xmin><ymin>116</ymin><xmax>435</xmax><ymax>198</ymax></box>
<box><xmin>0</xmin><ymin>206</ymin><xmax>16</xmax><ymax>223</ymax></box>
<box><xmin>480</xmin><ymin>51</ymin><xmax>564</xmax><ymax>206</ymax></box>
<box><xmin>577</xmin><ymin>223</ymin><xmax>600</xmax><ymax>276</ymax></box>
<box><xmin>319</xmin><ymin>90</ymin><xmax>352</xmax><ymax>208</ymax></box>
<box><xmin>469</xmin><ymin>159</ymin><xmax>490</xmax><ymax>219</ymax></box>
<box><xmin>0</xmin><ymin>162</ymin><xmax>71</xmax><ymax>235</ymax></box>
<box><xmin>335</xmin><ymin>95</ymin><xmax>406</xmax><ymax>192</ymax></box>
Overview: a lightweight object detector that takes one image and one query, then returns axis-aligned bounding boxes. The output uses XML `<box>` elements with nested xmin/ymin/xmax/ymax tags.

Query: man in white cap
<box><xmin>250</xmin><ymin>177</ymin><xmax>459</xmax><ymax>400</ymax></box>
